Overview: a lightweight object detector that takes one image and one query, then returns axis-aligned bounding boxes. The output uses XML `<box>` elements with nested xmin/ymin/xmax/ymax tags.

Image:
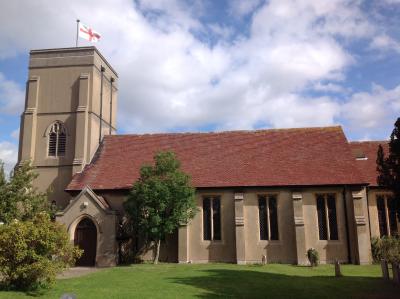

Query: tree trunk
<box><xmin>381</xmin><ymin>260</ymin><xmax>389</xmax><ymax>280</ymax></box>
<box><xmin>393</xmin><ymin>262</ymin><xmax>400</xmax><ymax>284</ymax></box>
<box><xmin>154</xmin><ymin>239</ymin><xmax>161</xmax><ymax>264</ymax></box>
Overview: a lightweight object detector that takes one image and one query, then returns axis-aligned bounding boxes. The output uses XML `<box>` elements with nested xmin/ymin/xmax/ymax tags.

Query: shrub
<box><xmin>371</xmin><ymin>236</ymin><xmax>400</xmax><ymax>264</ymax></box>
<box><xmin>307</xmin><ymin>248</ymin><xmax>319</xmax><ymax>267</ymax></box>
<box><xmin>0</xmin><ymin>161</ymin><xmax>51</xmax><ymax>224</ymax></box>
<box><xmin>381</xmin><ymin>236</ymin><xmax>400</xmax><ymax>264</ymax></box>
<box><xmin>0</xmin><ymin>213</ymin><xmax>82</xmax><ymax>291</ymax></box>
<box><xmin>371</xmin><ymin>237</ymin><xmax>383</xmax><ymax>263</ymax></box>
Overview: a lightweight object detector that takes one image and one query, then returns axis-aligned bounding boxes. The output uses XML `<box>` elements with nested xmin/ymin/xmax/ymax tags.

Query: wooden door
<box><xmin>74</xmin><ymin>218</ymin><xmax>97</xmax><ymax>266</ymax></box>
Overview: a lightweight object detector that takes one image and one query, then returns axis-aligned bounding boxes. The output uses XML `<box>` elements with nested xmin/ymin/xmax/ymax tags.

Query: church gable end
<box><xmin>56</xmin><ymin>186</ymin><xmax>118</xmax><ymax>267</ymax></box>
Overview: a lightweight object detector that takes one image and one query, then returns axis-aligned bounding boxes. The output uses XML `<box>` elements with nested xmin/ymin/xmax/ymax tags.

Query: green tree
<box><xmin>0</xmin><ymin>162</ymin><xmax>6</xmax><ymax>189</ymax></box>
<box><xmin>0</xmin><ymin>160</ymin><xmax>50</xmax><ymax>224</ymax></box>
<box><xmin>0</xmin><ymin>212</ymin><xmax>82</xmax><ymax>291</ymax></box>
<box><xmin>377</xmin><ymin>117</ymin><xmax>400</xmax><ymax>220</ymax></box>
<box><xmin>0</xmin><ymin>161</ymin><xmax>80</xmax><ymax>292</ymax></box>
<box><xmin>124</xmin><ymin>151</ymin><xmax>196</xmax><ymax>264</ymax></box>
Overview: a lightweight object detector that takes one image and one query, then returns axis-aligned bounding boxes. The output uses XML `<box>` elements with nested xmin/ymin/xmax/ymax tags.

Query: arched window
<box><xmin>48</xmin><ymin>122</ymin><xmax>66</xmax><ymax>157</ymax></box>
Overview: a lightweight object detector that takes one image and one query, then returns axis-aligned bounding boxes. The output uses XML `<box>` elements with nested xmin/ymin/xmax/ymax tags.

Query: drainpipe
<box><xmin>109</xmin><ymin>77</ymin><xmax>114</xmax><ymax>135</ymax></box>
<box><xmin>99</xmin><ymin>66</ymin><xmax>105</xmax><ymax>143</ymax></box>
<box><xmin>343</xmin><ymin>186</ymin><xmax>351</xmax><ymax>264</ymax></box>
<box><xmin>366</xmin><ymin>186</ymin><xmax>372</xmax><ymax>240</ymax></box>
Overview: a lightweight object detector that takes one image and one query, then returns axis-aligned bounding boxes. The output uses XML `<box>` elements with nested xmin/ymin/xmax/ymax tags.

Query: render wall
<box><xmin>345</xmin><ymin>187</ymin><xmax>372</xmax><ymax>265</ymax></box>
<box><xmin>302</xmin><ymin>187</ymin><xmax>349</xmax><ymax>264</ymax></box>
<box><xmin>64</xmin><ymin>185</ymin><xmax>372</xmax><ymax>266</ymax></box>
<box><xmin>183</xmin><ymin>187</ymin><xmax>350</xmax><ymax>264</ymax></box>
<box><xmin>18</xmin><ymin>48</ymin><xmax>118</xmax><ymax>208</ymax></box>
<box><xmin>243</xmin><ymin>188</ymin><xmax>297</xmax><ymax>264</ymax></box>
<box><xmin>187</xmin><ymin>189</ymin><xmax>237</xmax><ymax>263</ymax></box>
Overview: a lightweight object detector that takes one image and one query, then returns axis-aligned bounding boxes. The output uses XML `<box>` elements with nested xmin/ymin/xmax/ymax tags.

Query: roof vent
<box><xmin>353</xmin><ymin>149</ymin><xmax>368</xmax><ymax>160</ymax></box>
<box><xmin>356</xmin><ymin>157</ymin><xmax>368</xmax><ymax>161</ymax></box>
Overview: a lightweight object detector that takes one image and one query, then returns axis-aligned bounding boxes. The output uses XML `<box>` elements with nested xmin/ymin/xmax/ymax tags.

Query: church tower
<box><xmin>18</xmin><ymin>47</ymin><xmax>118</xmax><ymax>208</ymax></box>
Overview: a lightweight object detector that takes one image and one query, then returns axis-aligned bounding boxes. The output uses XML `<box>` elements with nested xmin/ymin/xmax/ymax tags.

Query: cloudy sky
<box><xmin>0</xmin><ymin>0</ymin><xmax>400</xmax><ymax>173</ymax></box>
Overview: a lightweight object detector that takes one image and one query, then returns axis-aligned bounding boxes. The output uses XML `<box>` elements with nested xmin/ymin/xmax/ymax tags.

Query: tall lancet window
<box><xmin>48</xmin><ymin>122</ymin><xmax>67</xmax><ymax>157</ymax></box>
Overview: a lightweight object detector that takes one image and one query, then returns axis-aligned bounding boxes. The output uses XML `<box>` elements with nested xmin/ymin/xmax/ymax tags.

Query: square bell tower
<box><xmin>18</xmin><ymin>47</ymin><xmax>118</xmax><ymax>207</ymax></box>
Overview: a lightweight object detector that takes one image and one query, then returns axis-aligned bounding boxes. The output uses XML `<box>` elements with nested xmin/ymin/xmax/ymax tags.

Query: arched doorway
<box><xmin>74</xmin><ymin>218</ymin><xmax>97</xmax><ymax>266</ymax></box>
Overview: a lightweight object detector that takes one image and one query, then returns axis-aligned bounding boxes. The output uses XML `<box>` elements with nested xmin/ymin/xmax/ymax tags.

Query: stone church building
<box><xmin>17</xmin><ymin>47</ymin><xmax>398</xmax><ymax>267</ymax></box>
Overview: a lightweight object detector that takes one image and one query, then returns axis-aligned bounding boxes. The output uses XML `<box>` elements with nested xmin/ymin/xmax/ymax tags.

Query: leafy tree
<box><xmin>0</xmin><ymin>213</ymin><xmax>82</xmax><ymax>291</ymax></box>
<box><xmin>124</xmin><ymin>151</ymin><xmax>196</xmax><ymax>264</ymax></box>
<box><xmin>0</xmin><ymin>160</ymin><xmax>50</xmax><ymax>224</ymax></box>
<box><xmin>371</xmin><ymin>236</ymin><xmax>400</xmax><ymax>264</ymax></box>
<box><xmin>377</xmin><ymin>117</ymin><xmax>400</xmax><ymax>220</ymax></box>
<box><xmin>0</xmin><ymin>161</ymin><xmax>81</xmax><ymax>292</ymax></box>
<box><xmin>0</xmin><ymin>162</ymin><xmax>6</xmax><ymax>189</ymax></box>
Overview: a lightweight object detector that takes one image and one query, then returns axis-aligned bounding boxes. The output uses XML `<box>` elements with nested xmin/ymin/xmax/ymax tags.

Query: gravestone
<box><xmin>261</xmin><ymin>254</ymin><xmax>267</xmax><ymax>265</ymax></box>
<box><xmin>335</xmin><ymin>259</ymin><xmax>342</xmax><ymax>277</ymax></box>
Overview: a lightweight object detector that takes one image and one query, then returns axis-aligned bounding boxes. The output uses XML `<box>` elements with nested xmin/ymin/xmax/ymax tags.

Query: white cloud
<box><xmin>0</xmin><ymin>141</ymin><xmax>18</xmax><ymax>175</ymax></box>
<box><xmin>136</xmin><ymin>0</ymin><xmax>204</xmax><ymax>32</ymax></box>
<box><xmin>250</xmin><ymin>0</ymin><xmax>374</xmax><ymax>40</ymax></box>
<box><xmin>312</xmin><ymin>82</ymin><xmax>350</xmax><ymax>94</ymax></box>
<box><xmin>370</xmin><ymin>34</ymin><xmax>400</xmax><ymax>53</ymax></box>
<box><xmin>262</xmin><ymin>94</ymin><xmax>340</xmax><ymax>129</ymax></box>
<box><xmin>228</xmin><ymin>0</ymin><xmax>263</xmax><ymax>17</ymax></box>
<box><xmin>115</xmin><ymin>0</ymin><xmax>369</xmax><ymax>132</ymax></box>
<box><xmin>341</xmin><ymin>83</ymin><xmax>400</xmax><ymax>135</ymax></box>
<box><xmin>0</xmin><ymin>73</ymin><xmax>25</xmax><ymax>115</ymax></box>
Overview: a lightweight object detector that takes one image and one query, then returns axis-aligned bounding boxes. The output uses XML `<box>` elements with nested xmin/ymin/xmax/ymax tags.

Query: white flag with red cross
<box><xmin>78</xmin><ymin>22</ymin><xmax>101</xmax><ymax>43</ymax></box>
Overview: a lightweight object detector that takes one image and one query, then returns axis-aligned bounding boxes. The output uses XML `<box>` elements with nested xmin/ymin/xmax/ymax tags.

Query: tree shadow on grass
<box><xmin>0</xmin><ymin>282</ymin><xmax>48</xmax><ymax>297</ymax></box>
<box><xmin>170</xmin><ymin>268</ymin><xmax>399</xmax><ymax>299</ymax></box>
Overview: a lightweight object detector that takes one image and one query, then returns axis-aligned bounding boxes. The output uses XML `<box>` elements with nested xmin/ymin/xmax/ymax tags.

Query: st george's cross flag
<box><xmin>78</xmin><ymin>22</ymin><xmax>101</xmax><ymax>42</ymax></box>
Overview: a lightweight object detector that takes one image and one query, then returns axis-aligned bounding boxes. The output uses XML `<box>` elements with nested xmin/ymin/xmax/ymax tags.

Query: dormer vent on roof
<box><xmin>353</xmin><ymin>148</ymin><xmax>368</xmax><ymax>160</ymax></box>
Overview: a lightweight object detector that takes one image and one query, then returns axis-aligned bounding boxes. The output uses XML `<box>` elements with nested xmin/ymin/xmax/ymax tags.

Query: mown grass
<box><xmin>0</xmin><ymin>263</ymin><xmax>398</xmax><ymax>298</ymax></box>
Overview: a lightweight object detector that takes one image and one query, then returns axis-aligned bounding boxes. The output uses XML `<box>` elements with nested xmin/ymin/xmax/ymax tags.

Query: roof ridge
<box><xmin>106</xmin><ymin>125</ymin><xmax>343</xmax><ymax>138</ymax></box>
<box><xmin>349</xmin><ymin>140</ymin><xmax>389</xmax><ymax>144</ymax></box>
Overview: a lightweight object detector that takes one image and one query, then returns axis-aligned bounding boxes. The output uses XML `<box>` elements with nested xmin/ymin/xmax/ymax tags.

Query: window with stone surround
<box><xmin>203</xmin><ymin>196</ymin><xmax>221</xmax><ymax>241</ymax></box>
<box><xmin>377</xmin><ymin>194</ymin><xmax>398</xmax><ymax>237</ymax></box>
<box><xmin>316</xmin><ymin>194</ymin><xmax>338</xmax><ymax>240</ymax></box>
<box><xmin>258</xmin><ymin>195</ymin><xmax>279</xmax><ymax>240</ymax></box>
<box><xmin>48</xmin><ymin>122</ymin><xmax>66</xmax><ymax>157</ymax></box>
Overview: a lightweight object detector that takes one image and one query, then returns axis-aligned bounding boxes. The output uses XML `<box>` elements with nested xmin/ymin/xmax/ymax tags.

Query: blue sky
<box><xmin>0</xmin><ymin>0</ymin><xmax>400</xmax><ymax>172</ymax></box>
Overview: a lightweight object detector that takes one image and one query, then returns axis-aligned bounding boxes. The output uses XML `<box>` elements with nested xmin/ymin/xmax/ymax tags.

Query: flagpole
<box><xmin>76</xmin><ymin>19</ymin><xmax>80</xmax><ymax>47</ymax></box>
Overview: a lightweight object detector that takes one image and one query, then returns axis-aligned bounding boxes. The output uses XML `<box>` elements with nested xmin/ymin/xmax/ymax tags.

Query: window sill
<box><xmin>201</xmin><ymin>240</ymin><xmax>225</xmax><ymax>246</ymax></box>
<box><xmin>317</xmin><ymin>240</ymin><xmax>342</xmax><ymax>245</ymax></box>
<box><xmin>35</xmin><ymin>157</ymin><xmax>72</xmax><ymax>167</ymax></box>
<box><xmin>257</xmin><ymin>240</ymin><xmax>281</xmax><ymax>246</ymax></box>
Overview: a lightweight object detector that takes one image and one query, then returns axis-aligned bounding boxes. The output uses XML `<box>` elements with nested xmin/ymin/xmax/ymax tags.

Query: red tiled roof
<box><xmin>349</xmin><ymin>141</ymin><xmax>389</xmax><ymax>187</ymax></box>
<box><xmin>66</xmin><ymin>126</ymin><xmax>366</xmax><ymax>191</ymax></box>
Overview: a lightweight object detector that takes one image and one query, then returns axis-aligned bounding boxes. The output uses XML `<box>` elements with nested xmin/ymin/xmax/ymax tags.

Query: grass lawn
<box><xmin>0</xmin><ymin>263</ymin><xmax>398</xmax><ymax>299</ymax></box>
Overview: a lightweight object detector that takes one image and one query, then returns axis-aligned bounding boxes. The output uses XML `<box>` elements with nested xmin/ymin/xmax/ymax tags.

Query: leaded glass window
<box><xmin>317</xmin><ymin>194</ymin><xmax>338</xmax><ymax>240</ymax></box>
<box><xmin>203</xmin><ymin>196</ymin><xmax>221</xmax><ymax>241</ymax></box>
<box><xmin>377</xmin><ymin>194</ymin><xmax>398</xmax><ymax>237</ymax></box>
<box><xmin>258</xmin><ymin>195</ymin><xmax>279</xmax><ymax>241</ymax></box>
